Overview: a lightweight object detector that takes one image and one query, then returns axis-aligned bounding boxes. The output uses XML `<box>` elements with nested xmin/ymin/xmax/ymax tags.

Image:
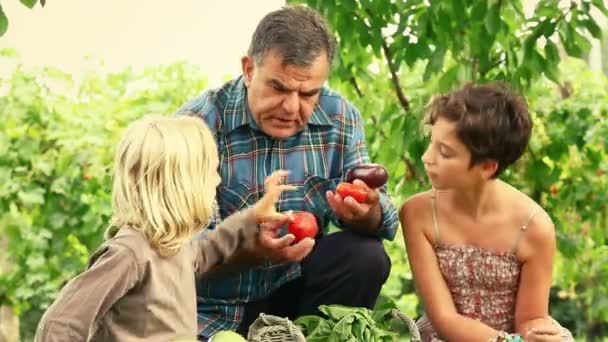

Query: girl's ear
<box><xmin>479</xmin><ymin>159</ymin><xmax>499</xmax><ymax>179</ymax></box>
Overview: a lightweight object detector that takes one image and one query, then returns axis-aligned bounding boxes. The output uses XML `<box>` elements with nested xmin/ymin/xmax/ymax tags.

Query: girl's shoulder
<box><xmin>399</xmin><ymin>190</ymin><xmax>436</xmax><ymax>240</ymax></box>
<box><xmin>502</xmin><ymin>182</ymin><xmax>556</xmax><ymax>260</ymax></box>
<box><xmin>400</xmin><ymin>190</ymin><xmax>434</xmax><ymax>219</ymax></box>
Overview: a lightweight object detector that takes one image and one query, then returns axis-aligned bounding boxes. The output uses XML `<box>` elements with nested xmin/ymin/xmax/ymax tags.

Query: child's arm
<box><xmin>513</xmin><ymin>212</ymin><xmax>562</xmax><ymax>340</ymax></box>
<box><xmin>35</xmin><ymin>243</ymin><xmax>141</xmax><ymax>341</ymax></box>
<box><xmin>193</xmin><ymin>170</ymin><xmax>298</xmax><ymax>275</ymax></box>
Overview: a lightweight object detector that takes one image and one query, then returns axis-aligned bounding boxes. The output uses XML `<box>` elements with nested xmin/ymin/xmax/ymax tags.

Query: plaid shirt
<box><xmin>178</xmin><ymin>76</ymin><xmax>398</xmax><ymax>339</ymax></box>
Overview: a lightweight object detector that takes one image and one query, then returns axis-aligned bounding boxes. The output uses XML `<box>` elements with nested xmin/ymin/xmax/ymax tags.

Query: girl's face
<box><xmin>421</xmin><ymin>117</ymin><xmax>489</xmax><ymax>190</ymax></box>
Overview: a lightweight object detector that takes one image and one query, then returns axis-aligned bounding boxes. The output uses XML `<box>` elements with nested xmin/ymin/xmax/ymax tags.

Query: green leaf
<box><xmin>438</xmin><ymin>65</ymin><xmax>460</xmax><ymax>91</ymax></box>
<box><xmin>20</xmin><ymin>0</ymin><xmax>38</xmax><ymax>9</ymax></box>
<box><xmin>557</xmin><ymin>232</ymin><xmax>579</xmax><ymax>258</ymax></box>
<box><xmin>471</xmin><ymin>2</ymin><xmax>487</xmax><ymax>20</ymax></box>
<box><xmin>370</xmin><ymin>299</ymin><xmax>397</xmax><ymax>323</ymax></box>
<box><xmin>559</xmin><ymin>23</ymin><xmax>584</xmax><ymax>58</ymax></box>
<box><xmin>571</xmin><ymin>27</ymin><xmax>593</xmax><ymax>55</ymax></box>
<box><xmin>484</xmin><ymin>3</ymin><xmax>500</xmax><ymax>35</ymax></box>
<box><xmin>591</xmin><ymin>0</ymin><xmax>608</xmax><ymax>16</ymax></box>
<box><xmin>581</xmin><ymin>18</ymin><xmax>603</xmax><ymax>39</ymax></box>
<box><xmin>0</xmin><ymin>5</ymin><xmax>8</xmax><ymax>37</ymax></box>
<box><xmin>544</xmin><ymin>41</ymin><xmax>560</xmax><ymax>63</ymax></box>
<box><xmin>423</xmin><ymin>46</ymin><xmax>446</xmax><ymax>81</ymax></box>
<box><xmin>18</xmin><ymin>188</ymin><xmax>46</xmax><ymax>206</ymax></box>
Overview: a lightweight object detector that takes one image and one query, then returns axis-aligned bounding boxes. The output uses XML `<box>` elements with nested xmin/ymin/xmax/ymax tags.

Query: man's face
<box><xmin>241</xmin><ymin>49</ymin><xmax>330</xmax><ymax>139</ymax></box>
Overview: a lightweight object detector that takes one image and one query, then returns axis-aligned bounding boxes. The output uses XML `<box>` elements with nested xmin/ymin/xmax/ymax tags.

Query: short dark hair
<box><xmin>247</xmin><ymin>5</ymin><xmax>337</xmax><ymax>67</ymax></box>
<box><xmin>425</xmin><ymin>82</ymin><xmax>532</xmax><ymax>178</ymax></box>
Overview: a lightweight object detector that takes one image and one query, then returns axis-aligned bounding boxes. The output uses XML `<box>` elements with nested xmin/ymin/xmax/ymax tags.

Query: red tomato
<box><xmin>287</xmin><ymin>211</ymin><xmax>319</xmax><ymax>243</ymax></box>
<box><xmin>336</xmin><ymin>182</ymin><xmax>368</xmax><ymax>203</ymax></box>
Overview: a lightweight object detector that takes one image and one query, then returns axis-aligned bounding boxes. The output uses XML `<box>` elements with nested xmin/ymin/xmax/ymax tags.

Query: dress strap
<box><xmin>431</xmin><ymin>190</ymin><xmax>441</xmax><ymax>245</ymax></box>
<box><xmin>511</xmin><ymin>206</ymin><xmax>541</xmax><ymax>253</ymax></box>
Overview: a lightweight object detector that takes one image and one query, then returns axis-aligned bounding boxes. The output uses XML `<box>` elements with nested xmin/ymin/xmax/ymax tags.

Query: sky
<box><xmin>0</xmin><ymin>0</ymin><xmax>605</xmax><ymax>84</ymax></box>
<box><xmin>0</xmin><ymin>0</ymin><xmax>285</xmax><ymax>87</ymax></box>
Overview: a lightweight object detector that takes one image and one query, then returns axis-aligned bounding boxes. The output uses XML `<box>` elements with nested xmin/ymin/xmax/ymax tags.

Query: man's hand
<box><xmin>326</xmin><ymin>179</ymin><xmax>382</xmax><ymax>233</ymax></box>
<box><xmin>256</xmin><ymin>218</ymin><xmax>315</xmax><ymax>263</ymax></box>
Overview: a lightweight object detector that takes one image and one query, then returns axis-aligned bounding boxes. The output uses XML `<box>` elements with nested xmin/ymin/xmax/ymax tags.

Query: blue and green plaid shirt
<box><xmin>178</xmin><ymin>76</ymin><xmax>398</xmax><ymax>339</ymax></box>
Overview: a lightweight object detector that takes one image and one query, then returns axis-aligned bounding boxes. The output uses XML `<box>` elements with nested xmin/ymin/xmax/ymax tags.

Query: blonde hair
<box><xmin>107</xmin><ymin>115</ymin><xmax>218</xmax><ymax>256</ymax></box>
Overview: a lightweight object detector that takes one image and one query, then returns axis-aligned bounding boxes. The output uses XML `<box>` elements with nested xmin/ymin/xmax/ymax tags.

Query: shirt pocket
<box><xmin>298</xmin><ymin>172</ymin><xmax>343</xmax><ymax>231</ymax></box>
<box><xmin>217</xmin><ymin>180</ymin><xmax>262</xmax><ymax>219</ymax></box>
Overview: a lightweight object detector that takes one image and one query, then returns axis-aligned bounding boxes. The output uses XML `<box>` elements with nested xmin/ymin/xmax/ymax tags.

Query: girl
<box><xmin>35</xmin><ymin>116</ymin><xmax>307</xmax><ymax>341</ymax></box>
<box><xmin>400</xmin><ymin>83</ymin><xmax>574</xmax><ymax>342</ymax></box>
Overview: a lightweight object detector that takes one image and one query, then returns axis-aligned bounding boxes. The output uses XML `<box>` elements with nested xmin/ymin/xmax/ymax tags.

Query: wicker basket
<box><xmin>391</xmin><ymin>309</ymin><xmax>422</xmax><ymax>342</ymax></box>
<box><xmin>246</xmin><ymin>309</ymin><xmax>421</xmax><ymax>342</ymax></box>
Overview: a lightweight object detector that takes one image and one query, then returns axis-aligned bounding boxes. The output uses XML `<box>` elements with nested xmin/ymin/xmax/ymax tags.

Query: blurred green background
<box><xmin>1</xmin><ymin>0</ymin><xmax>607</xmax><ymax>341</ymax></box>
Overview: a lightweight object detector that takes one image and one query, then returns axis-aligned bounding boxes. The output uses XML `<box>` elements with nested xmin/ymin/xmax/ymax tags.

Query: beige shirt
<box><xmin>35</xmin><ymin>209</ymin><xmax>256</xmax><ymax>342</ymax></box>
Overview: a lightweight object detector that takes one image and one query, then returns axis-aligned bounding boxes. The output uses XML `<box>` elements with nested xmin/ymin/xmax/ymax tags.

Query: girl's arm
<box><xmin>513</xmin><ymin>212</ymin><xmax>561</xmax><ymax>338</ymax></box>
<box><xmin>401</xmin><ymin>194</ymin><xmax>500</xmax><ymax>342</ymax></box>
<box><xmin>35</xmin><ymin>243</ymin><xmax>141</xmax><ymax>341</ymax></box>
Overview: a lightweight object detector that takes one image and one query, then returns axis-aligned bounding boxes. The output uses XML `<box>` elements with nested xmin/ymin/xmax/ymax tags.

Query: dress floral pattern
<box><xmin>416</xmin><ymin>243</ymin><xmax>575</xmax><ymax>342</ymax></box>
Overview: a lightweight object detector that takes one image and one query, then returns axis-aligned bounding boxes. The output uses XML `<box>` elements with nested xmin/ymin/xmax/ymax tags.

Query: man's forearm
<box><xmin>344</xmin><ymin>203</ymin><xmax>382</xmax><ymax>236</ymax></box>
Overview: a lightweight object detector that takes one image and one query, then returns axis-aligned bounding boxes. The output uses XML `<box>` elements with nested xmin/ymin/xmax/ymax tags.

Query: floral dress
<box><xmin>417</xmin><ymin>194</ymin><xmax>574</xmax><ymax>341</ymax></box>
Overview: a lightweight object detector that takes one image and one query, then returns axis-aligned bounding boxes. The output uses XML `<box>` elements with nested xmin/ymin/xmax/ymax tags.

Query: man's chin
<box><xmin>263</xmin><ymin>125</ymin><xmax>301</xmax><ymax>139</ymax></box>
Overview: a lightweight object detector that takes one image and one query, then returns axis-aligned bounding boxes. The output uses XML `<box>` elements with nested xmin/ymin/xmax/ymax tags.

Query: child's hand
<box><xmin>253</xmin><ymin>170</ymin><xmax>298</xmax><ymax>223</ymax></box>
<box><xmin>523</xmin><ymin>318</ymin><xmax>562</xmax><ymax>342</ymax></box>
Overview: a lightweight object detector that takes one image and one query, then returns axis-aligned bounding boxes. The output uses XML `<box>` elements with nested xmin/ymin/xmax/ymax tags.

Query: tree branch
<box><xmin>349</xmin><ymin>77</ymin><xmax>363</xmax><ymax>97</ymax></box>
<box><xmin>402</xmin><ymin>153</ymin><xmax>425</xmax><ymax>185</ymax></box>
<box><xmin>359</xmin><ymin>8</ymin><xmax>410</xmax><ymax>112</ymax></box>
<box><xmin>370</xmin><ymin>115</ymin><xmax>424</xmax><ymax>185</ymax></box>
<box><xmin>381</xmin><ymin>39</ymin><xmax>410</xmax><ymax>112</ymax></box>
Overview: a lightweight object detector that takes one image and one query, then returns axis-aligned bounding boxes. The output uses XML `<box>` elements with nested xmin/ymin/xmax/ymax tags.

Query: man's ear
<box><xmin>241</xmin><ymin>55</ymin><xmax>255</xmax><ymax>87</ymax></box>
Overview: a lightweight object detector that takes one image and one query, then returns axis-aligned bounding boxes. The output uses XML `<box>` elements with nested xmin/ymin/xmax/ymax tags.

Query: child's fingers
<box><xmin>264</xmin><ymin>170</ymin><xmax>290</xmax><ymax>189</ymax></box>
<box><xmin>258</xmin><ymin>213</ymin><xmax>292</xmax><ymax>225</ymax></box>
<box><xmin>273</xmin><ymin>184</ymin><xmax>299</xmax><ymax>193</ymax></box>
<box><xmin>264</xmin><ymin>212</ymin><xmax>294</xmax><ymax>223</ymax></box>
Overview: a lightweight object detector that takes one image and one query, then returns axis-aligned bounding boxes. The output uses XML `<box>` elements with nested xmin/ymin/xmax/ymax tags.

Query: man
<box><xmin>178</xmin><ymin>6</ymin><xmax>398</xmax><ymax>340</ymax></box>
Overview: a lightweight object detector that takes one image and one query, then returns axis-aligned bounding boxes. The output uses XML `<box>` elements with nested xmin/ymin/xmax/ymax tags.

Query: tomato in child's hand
<box><xmin>336</xmin><ymin>182</ymin><xmax>368</xmax><ymax>203</ymax></box>
<box><xmin>287</xmin><ymin>211</ymin><xmax>319</xmax><ymax>243</ymax></box>
<box><xmin>345</xmin><ymin>163</ymin><xmax>388</xmax><ymax>188</ymax></box>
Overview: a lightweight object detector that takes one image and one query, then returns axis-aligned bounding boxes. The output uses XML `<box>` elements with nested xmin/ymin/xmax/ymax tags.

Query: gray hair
<box><xmin>247</xmin><ymin>6</ymin><xmax>337</xmax><ymax>67</ymax></box>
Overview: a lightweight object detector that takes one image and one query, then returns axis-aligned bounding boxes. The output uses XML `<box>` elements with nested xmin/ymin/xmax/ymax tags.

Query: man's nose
<box><xmin>282</xmin><ymin>92</ymin><xmax>300</xmax><ymax>115</ymax></box>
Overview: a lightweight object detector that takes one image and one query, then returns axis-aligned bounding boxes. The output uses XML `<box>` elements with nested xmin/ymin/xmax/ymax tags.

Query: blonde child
<box><xmin>400</xmin><ymin>83</ymin><xmax>574</xmax><ymax>342</ymax></box>
<box><xmin>35</xmin><ymin>116</ymin><xmax>307</xmax><ymax>341</ymax></box>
